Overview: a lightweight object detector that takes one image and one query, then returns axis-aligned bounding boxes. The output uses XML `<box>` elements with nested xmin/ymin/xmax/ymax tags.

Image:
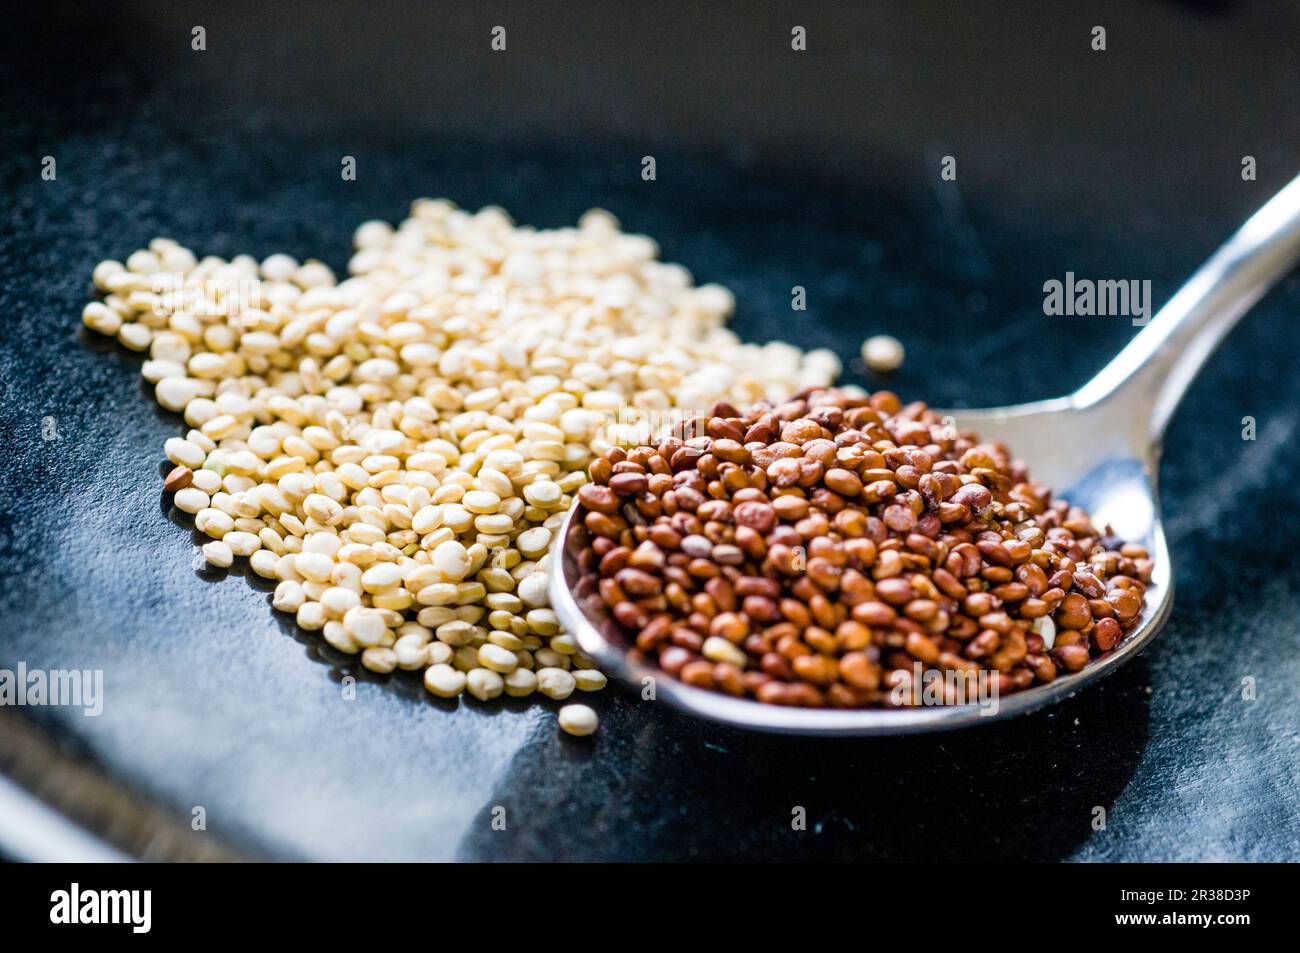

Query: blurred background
<box><xmin>1</xmin><ymin>1</ymin><xmax>1297</xmax><ymax>860</ymax></box>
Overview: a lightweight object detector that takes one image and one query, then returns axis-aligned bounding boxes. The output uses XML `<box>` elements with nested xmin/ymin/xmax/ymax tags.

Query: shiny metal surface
<box><xmin>553</xmin><ymin>171</ymin><xmax>1300</xmax><ymax>735</ymax></box>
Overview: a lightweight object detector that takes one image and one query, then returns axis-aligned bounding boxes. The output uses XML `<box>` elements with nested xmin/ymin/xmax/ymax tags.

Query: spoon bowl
<box><xmin>552</xmin><ymin>171</ymin><xmax>1300</xmax><ymax>734</ymax></box>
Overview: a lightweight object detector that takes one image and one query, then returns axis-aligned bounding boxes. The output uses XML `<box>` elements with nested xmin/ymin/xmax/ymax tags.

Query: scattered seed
<box><xmin>558</xmin><ymin>703</ymin><xmax>598</xmax><ymax>736</ymax></box>
<box><xmin>861</xmin><ymin>335</ymin><xmax>905</xmax><ymax>373</ymax></box>
<box><xmin>163</xmin><ymin>466</ymin><xmax>193</xmax><ymax>493</ymax></box>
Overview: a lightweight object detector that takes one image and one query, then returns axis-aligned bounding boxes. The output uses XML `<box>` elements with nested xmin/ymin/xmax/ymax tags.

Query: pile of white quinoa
<box><xmin>82</xmin><ymin>199</ymin><xmax>842</xmax><ymax>735</ymax></box>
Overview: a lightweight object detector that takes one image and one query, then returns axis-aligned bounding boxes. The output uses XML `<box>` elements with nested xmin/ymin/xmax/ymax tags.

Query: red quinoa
<box><xmin>569</xmin><ymin>387</ymin><xmax>1153</xmax><ymax>708</ymax></box>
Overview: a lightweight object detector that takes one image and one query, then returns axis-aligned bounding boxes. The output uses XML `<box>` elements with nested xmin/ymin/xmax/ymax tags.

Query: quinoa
<box><xmin>82</xmin><ymin>200</ymin><xmax>845</xmax><ymax>734</ymax></box>
<box><xmin>570</xmin><ymin>386</ymin><xmax>1153</xmax><ymax>708</ymax></box>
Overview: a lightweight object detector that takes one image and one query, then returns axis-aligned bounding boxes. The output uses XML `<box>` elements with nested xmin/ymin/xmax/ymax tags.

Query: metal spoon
<box><xmin>551</xmin><ymin>172</ymin><xmax>1300</xmax><ymax>734</ymax></box>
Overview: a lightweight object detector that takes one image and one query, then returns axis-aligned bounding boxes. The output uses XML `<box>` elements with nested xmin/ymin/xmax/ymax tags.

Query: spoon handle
<box><xmin>1072</xmin><ymin>171</ymin><xmax>1300</xmax><ymax>442</ymax></box>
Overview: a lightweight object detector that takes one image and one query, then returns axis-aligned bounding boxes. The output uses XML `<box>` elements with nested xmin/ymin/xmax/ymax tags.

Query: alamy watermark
<box><xmin>603</xmin><ymin>405</ymin><xmax>709</xmax><ymax>449</ymax></box>
<box><xmin>151</xmin><ymin>273</ymin><xmax>262</xmax><ymax>319</ymax></box>
<box><xmin>890</xmin><ymin>662</ymin><xmax>999</xmax><ymax>715</ymax></box>
<box><xmin>50</xmin><ymin>883</ymin><xmax>150</xmax><ymax>933</ymax></box>
<box><xmin>1043</xmin><ymin>272</ymin><xmax>1152</xmax><ymax>326</ymax></box>
<box><xmin>0</xmin><ymin>663</ymin><xmax>103</xmax><ymax>716</ymax></box>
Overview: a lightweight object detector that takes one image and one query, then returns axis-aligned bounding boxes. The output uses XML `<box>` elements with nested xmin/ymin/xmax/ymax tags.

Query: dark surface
<box><xmin>1</xmin><ymin>1</ymin><xmax>1298</xmax><ymax>861</ymax></box>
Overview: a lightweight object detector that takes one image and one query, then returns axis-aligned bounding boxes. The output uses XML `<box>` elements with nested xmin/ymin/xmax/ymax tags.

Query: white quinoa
<box><xmin>861</xmin><ymin>334</ymin><xmax>905</xmax><ymax>373</ymax></box>
<box><xmin>85</xmin><ymin>201</ymin><xmax>843</xmax><ymax>734</ymax></box>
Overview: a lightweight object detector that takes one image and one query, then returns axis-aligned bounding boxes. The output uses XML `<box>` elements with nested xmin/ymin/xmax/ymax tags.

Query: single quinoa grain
<box><xmin>163</xmin><ymin>465</ymin><xmax>194</xmax><ymax>493</ymax></box>
<box><xmin>861</xmin><ymin>334</ymin><xmax>905</xmax><ymax>373</ymax></box>
<box><xmin>558</xmin><ymin>703</ymin><xmax>599</xmax><ymax>736</ymax></box>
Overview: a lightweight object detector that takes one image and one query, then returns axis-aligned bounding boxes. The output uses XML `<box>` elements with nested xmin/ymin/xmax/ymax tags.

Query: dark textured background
<box><xmin>1</xmin><ymin>0</ymin><xmax>1297</xmax><ymax>860</ymax></box>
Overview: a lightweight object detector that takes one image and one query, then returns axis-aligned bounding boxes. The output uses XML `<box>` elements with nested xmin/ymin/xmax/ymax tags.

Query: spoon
<box><xmin>551</xmin><ymin>171</ymin><xmax>1300</xmax><ymax>734</ymax></box>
